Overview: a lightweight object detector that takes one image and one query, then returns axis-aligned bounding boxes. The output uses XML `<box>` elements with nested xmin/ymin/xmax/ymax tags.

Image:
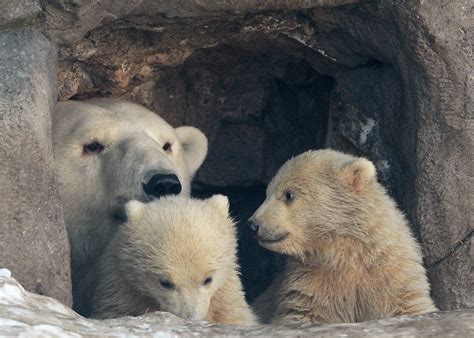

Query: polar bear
<box><xmin>52</xmin><ymin>98</ymin><xmax>207</xmax><ymax>315</ymax></box>
<box><xmin>249</xmin><ymin>149</ymin><xmax>436</xmax><ymax>325</ymax></box>
<box><xmin>90</xmin><ymin>195</ymin><xmax>257</xmax><ymax>325</ymax></box>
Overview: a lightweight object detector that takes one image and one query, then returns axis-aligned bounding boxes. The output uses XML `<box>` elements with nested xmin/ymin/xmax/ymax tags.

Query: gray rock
<box><xmin>326</xmin><ymin>64</ymin><xmax>404</xmax><ymax>197</ymax></box>
<box><xmin>429</xmin><ymin>236</ymin><xmax>473</xmax><ymax>309</ymax></box>
<box><xmin>44</xmin><ymin>0</ymin><xmax>359</xmax><ymax>45</ymax></box>
<box><xmin>1</xmin><ymin>275</ymin><xmax>473</xmax><ymax>337</ymax></box>
<box><xmin>409</xmin><ymin>1</ymin><xmax>473</xmax><ymax>310</ymax></box>
<box><xmin>0</xmin><ymin>0</ymin><xmax>42</xmax><ymax>30</ymax></box>
<box><xmin>200</xmin><ymin>124</ymin><xmax>265</xmax><ymax>186</ymax></box>
<box><xmin>0</xmin><ymin>28</ymin><xmax>72</xmax><ymax>306</ymax></box>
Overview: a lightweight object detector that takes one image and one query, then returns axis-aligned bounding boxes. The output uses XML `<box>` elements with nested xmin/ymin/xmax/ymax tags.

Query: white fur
<box><xmin>52</xmin><ymin>98</ymin><xmax>208</xmax><ymax>315</ymax></box>
<box><xmin>251</xmin><ymin>149</ymin><xmax>437</xmax><ymax>325</ymax></box>
<box><xmin>90</xmin><ymin>196</ymin><xmax>257</xmax><ymax>325</ymax></box>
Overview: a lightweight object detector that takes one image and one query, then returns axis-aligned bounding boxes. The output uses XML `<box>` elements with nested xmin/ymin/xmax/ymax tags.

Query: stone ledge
<box><xmin>43</xmin><ymin>0</ymin><xmax>360</xmax><ymax>45</ymax></box>
<box><xmin>0</xmin><ymin>276</ymin><xmax>472</xmax><ymax>336</ymax></box>
<box><xmin>0</xmin><ymin>27</ymin><xmax>71</xmax><ymax>306</ymax></box>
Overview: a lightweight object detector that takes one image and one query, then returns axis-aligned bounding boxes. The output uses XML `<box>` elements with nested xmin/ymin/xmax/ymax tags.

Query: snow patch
<box><xmin>0</xmin><ymin>318</ymin><xmax>27</xmax><ymax>327</ymax></box>
<box><xmin>378</xmin><ymin>159</ymin><xmax>391</xmax><ymax>173</ymax></box>
<box><xmin>20</xmin><ymin>324</ymin><xmax>82</xmax><ymax>338</ymax></box>
<box><xmin>359</xmin><ymin>118</ymin><xmax>375</xmax><ymax>145</ymax></box>
<box><xmin>0</xmin><ymin>269</ymin><xmax>11</xmax><ymax>278</ymax></box>
<box><xmin>0</xmin><ymin>281</ymin><xmax>24</xmax><ymax>303</ymax></box>
<box><xmin>0</xmin><ymin>276</ymin><xmax>469</xmax><ymax>336</ymax></box>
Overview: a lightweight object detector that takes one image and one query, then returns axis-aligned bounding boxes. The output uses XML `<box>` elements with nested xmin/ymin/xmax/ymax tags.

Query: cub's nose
<box><xmin>143</xmin><ymin>173</ymin><xmax>182</xmax><ymax>198</ymax></box>
<box><xmin>248</xmin><ymin>220</ymin><xmax>260</xmax><ymax>234</ymax></box>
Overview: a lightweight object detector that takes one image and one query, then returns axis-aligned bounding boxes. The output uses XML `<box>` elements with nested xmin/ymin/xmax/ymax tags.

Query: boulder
<box><xmin>0</xmin><ymin>27</ymin><xmax>72</xmax><ymax>306</ymax></box>
<box><xmin>0</xmin><ymin>0</ymin><xmax>42</xmax><ymax>30</ymax></box>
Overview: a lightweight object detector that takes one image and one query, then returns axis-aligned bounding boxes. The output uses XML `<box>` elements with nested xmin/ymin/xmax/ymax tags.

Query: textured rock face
<box><xmin>53</xmin><ymin>0</ymin><xmax>473</xmax><ymax>311</ymax></box>
<box><xmin>1</xmin><ymin>275</ymin><xmax>473</xmax><ymax>336</ymax></box>
<box><xmin>0</xmin><ymin>28</ymin><xmax>72</xmax><ymax>306</ymax></box>
<box><xmin>0</xmin><ymin>0</ymin><xmax>42</xmax><ymax>30</ymax></box>
<box><xmin>43</xmin><ymin>0</ymin><xmax>360</xmax><ymax>45</ymax></box>
<box><xmin>0</xmin><ymin>0</ymin><xmax>471</xmax><ymax>320</ymax></box>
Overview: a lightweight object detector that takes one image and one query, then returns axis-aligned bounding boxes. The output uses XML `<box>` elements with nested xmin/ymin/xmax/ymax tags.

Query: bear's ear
<box><xmin>208</xmin><ymin>194</ymin><xmax>230</xmax><ymax>218</ymax></box>
<box><xmin>124</xmin><ymin>200</ymin><xmax>145</xmax><ymax>223</ymax></box>
<box><xmin>339</xmin><ymin>158</ymin><xmax>376</xmax><ymax>193</ymax></box>
<box><xmin>175</xmin><ymin>126</ymin><xmax>208</xmax><ymax>176</ymax></box>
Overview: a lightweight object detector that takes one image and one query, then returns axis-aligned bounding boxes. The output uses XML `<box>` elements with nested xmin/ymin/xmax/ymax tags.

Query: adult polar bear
<box><xmin>52</xmin><ymin>98</ymin><xmax>208</xmax><ymax>315</ymax></box>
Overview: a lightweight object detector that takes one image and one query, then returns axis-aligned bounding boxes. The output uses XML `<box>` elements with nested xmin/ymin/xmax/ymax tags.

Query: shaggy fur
<box><xmin>90</xmin><ymin>195</ymin><xmax>257</xmax><ymax>325</ymax></box>
<box><xmin>52</xmin><ymin>98</ymin><xmax>207</xmax><ymax>315</ymax></box>
<box><xmin>250</xmin><ymin>149</ymin><xmax>437</xmax><ymax>326</ymax></box>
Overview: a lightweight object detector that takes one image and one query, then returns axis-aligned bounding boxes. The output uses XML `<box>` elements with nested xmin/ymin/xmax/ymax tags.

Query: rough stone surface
<box><xmin>0</xmin><ymin>28</ymin><xmax>72</xmax><ymax>306</ymax></box>
<box><xmin>43</xmin><ymin>0</ymin><xmax>360</xmax><ymax>45</ymax></box>
<box><xmin>1</xmin><ymin>276</ymin><xmax>473</xmax><ymax>337</ymax></box>
<box><xmin>0</xmin><ymin>0</ymin><xmax>42</xmax><ymax>30</ymax></box>
<box><xmin>53</xmin><ymin>0</ymin><xmax>473</xmax><ymax>311</ymax></box>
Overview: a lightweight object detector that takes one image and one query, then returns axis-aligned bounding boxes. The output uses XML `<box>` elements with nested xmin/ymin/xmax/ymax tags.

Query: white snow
<box><xmin>0</xmin><ymin>276</ymin><xmax>469</xmax><ymax>336</ymax></box>
<box><xmin>0</xmin><ymin>282</ymin><xmax>24</xmax><ymax>303</ymax></box>
<box><xmin>359</xmin><ymin>118</ymin><xmax>375</xmax><ymax>145</ymax></box>
<box><xmin>0</xmin><ymin>269</ymin><xmax>11</xmax><ymax>278</ymax></box>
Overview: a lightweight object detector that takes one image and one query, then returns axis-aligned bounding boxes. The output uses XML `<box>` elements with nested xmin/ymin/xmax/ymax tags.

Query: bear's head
<box><xmin>118</xmin><ymin>195</ymin><xmax>237</xmax><ymax>321</ymax></box>
<box><xmin>249</xmin><ymin>149</ymin><xmax>379</xmax><ymax>258</ymax></box>
<box><xmin>53</xmin><ymin>99</ymin><xmax>207</xmax><ymax>265</ymax></box>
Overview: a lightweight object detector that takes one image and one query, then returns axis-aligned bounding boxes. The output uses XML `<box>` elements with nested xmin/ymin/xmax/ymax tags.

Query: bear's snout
<box><xmin>143</xmin><ymin>173</ymin><xmax>182</xmax><ymax>198</ymax></box>
<box><xmin>248</xmin><ymin>215</ymin><xmax>289</xmax><ymax>246</ymax></box>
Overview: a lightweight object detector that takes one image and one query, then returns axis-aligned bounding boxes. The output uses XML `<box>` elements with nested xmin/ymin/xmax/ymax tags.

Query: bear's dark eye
<box><xmin>284</xmin><ymin>190</ymin><xmax>295</xmax><ymax>203</ymax></box>
<box><xmin>83</xmin><ymin>141</ymin><xmax>104</xmax><ymax>155</ymax></box>
<box><xmin>159</xmin><ymin>279</ymin><xmax>174</xmax><ymax>290</ymax></box>
<box><xmin>162</xmin><ymin>142</ymin><xmax>172</xmax><ymax>153</ymax></box>
<box><xmin>203</xmin><ymin>277</ymin><xmax>213</xmax><ymax>286</ymax></box>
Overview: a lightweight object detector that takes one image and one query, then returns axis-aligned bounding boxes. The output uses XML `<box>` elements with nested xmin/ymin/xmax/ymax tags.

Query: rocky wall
<box><xmin>0</xmin><ymin>1</ymin><xmax>471</xmax><ymax>327</ymax></box>
<box><xmin>0</xmin><ymin>27</ymin><xmax>72</xmax><ymax>306</ymax></box>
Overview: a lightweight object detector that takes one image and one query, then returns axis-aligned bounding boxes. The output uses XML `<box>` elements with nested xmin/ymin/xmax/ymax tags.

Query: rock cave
<box><xmin>0</xmin><ymin>0</ymin><xmax>472</xmax><ymax>336</ymax></box>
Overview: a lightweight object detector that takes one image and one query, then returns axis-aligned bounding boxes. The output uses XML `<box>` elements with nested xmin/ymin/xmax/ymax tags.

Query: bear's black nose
<box><xmin>248</xmin><ymin>221</ymin><xmax>259</xmax><ymax>234</ymax></box>
<box><xmin>143</xmin><ymin>173</ymin><xmax>182</xmax><ymax>198</ymax></box>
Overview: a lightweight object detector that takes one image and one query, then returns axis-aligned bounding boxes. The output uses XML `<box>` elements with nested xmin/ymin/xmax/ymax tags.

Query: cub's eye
<box><xmin>284</xmin><ymin>190</ymin><xmax>295</xmax><ymax>203</ymax></box>
<box><xmin>83</xmin><ymin>141</ymin><xmax>105</xmax><ymax>155</ymax></box>
<box><xmin>203</xmin><ymin>277</ymin><xmax>213</xmax><ymax>286</ymax></box>
<box><xmin>162</xmin><ymin>142</ymin><xmax>172</xmax><ymax>153</ymax></box>
<box><xmin>159</xmin><ymin>279</ymin><xmax>174</xmax><ymax>290</ymax></box>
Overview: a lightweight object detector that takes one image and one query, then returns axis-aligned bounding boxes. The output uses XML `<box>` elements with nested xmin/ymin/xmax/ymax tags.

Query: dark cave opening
<box><xmin>58</xmin><ymin>17</ymin><xmax>409</xmax><ymax>304</ymax></box>
<box><xmin>184</xmin><ymin>51</ymin><xmax>334</xmax><ymax>301</ymax></box>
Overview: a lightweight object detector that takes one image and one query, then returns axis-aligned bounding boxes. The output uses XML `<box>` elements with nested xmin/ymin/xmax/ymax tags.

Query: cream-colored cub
<box><xmin>90</xmin><ymin>195</ymin><xmax>257</xmax><ymax>325</ymax></box>
<box><xmin>250</xmin><ymin>149</ymin><xmax>436</xmax><ymax>326</ymax></box>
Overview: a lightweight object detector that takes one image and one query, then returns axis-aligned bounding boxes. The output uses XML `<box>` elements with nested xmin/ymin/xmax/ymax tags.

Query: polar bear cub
<box><xmin>250</xmin><ymin>149</ymin><xmax>436</xmax><ymax>325</ymax></box>
<box><xmin>90</xmin><ymin>195</ymin><xmax>257</xmax><ymax>325</ymax></box>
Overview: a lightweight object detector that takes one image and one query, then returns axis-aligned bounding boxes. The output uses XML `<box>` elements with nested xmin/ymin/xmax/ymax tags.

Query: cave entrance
<box><xmin>58</xmin><ymin>14</ymin><xmax>404</xmax><ymax>302</ymax></box>
<box><xmin>183</xmin><ymin>47</ymin><xmax>334</xmax><ymax>301</ymax></box>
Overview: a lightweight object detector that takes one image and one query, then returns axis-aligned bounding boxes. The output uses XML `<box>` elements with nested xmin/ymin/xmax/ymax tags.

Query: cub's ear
<box><xmin>124</xmin><ymin>200</ymin><xmax>145</xmax><ymax>223</ymax></box>
<box><xmin>339</xmin><ymin>158</ymin><xmax>376</xmax><ymax>193</ymax></box>
<box><xmin>175</xmin><ymin>126</ymin><xmax>208</xmax><ymax>176</ymax></box>
<box><xmin>208</xmin><ymin>194</ymin><xmax>230</xmax><ymax>218</ymax></box>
